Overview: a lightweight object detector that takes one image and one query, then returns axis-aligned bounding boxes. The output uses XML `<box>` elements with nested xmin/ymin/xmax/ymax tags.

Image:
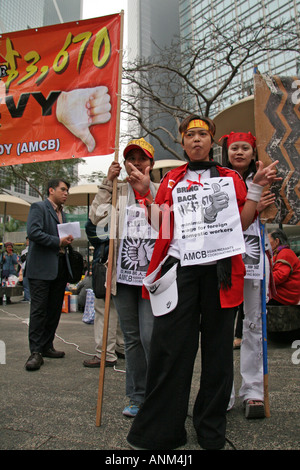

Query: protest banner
<box><xmin>0</xmin><ymin>13</ymin><xmax>121</xmax><ymax>166</ymax></box>
<box><xmin>95</xmin><ymin>11</ymin><xmax>124</xmax><ymax>428</ymax></box>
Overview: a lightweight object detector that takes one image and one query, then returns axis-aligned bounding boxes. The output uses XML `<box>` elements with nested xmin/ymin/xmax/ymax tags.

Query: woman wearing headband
<box><xmin>126</xmin><ymin>115</ymin><xmax>280</xmax><ymax>450</ymax></box>
<box><xmin>221</xmin><ymin>131</ymin><xmax>276</xmax><ymax>419</ymax></box>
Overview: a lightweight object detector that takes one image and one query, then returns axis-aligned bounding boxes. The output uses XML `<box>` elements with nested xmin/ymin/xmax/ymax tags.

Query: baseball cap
<box><xmin>123</xmin><ymin>138</ymin><xmax>155</xmax><ymax>160</ymax></box>
<box><xmin>143</xmin><ymin>256</ymin><xmax>178</xmax><ymax>316</ymax></box>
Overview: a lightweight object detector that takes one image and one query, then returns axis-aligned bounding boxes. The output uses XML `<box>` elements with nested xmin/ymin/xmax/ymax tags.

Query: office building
<box><xmin>0</xmin><ymin>0</ymin><xmax>82</xmax><ymax>33</ymax></box>
<box><xmin>179</xmin><ymin>0</ymin><xmax>300</xmax><ymax>116</ymax></box>
<box><xmin>127</xmin><ymin>0</ymin><xmax>180</xmax><ymax>159</ymax></box>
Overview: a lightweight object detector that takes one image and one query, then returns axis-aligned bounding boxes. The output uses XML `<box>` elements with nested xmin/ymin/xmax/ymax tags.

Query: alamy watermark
<box><xmin>291</xmin><ymin>80</ymin><xmax>300</xmax><ymax>105</ymax></box>
<box><xmin>0</xmin><ymin>340</ymin><xmax>6</xmax><ymax>364</ymax></box>
<box><xmin>291</xmin><ymin>340</ymin><xmax>300</xmax><ymax>365</ymax></box>
<box><xmin>0</xmin><ymin>341</ymin><xmax>299</xmax><ymax>366</ymax></box>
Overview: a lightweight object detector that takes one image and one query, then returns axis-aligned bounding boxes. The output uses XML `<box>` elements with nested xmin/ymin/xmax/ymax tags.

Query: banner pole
<box><xmin>260</xmin><ymin>221</ymin><xmax>271</xmax><ymax>418</ymax></box>
<box><xmin>96</xmin><ymin>10</ymin><xmax>124</xmax><ymax>427</ymax></box>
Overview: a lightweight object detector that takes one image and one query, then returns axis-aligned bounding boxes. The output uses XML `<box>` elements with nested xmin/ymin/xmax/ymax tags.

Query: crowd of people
<box><xmin>0</xmin><ymin>239</ymin><xmax>31</xmax><ymax>304</ymax></box>
<box><xmin>2</xmin><ymin>114</ymin><xmax>300</xmax><ymax>451</ymax></box>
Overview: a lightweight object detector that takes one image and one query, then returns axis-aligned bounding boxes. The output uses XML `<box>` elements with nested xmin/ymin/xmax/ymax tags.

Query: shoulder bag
<box><xmin>92</xmin><ymin>243</ymin><xmax>108</xmax><ymax>299</ymax></box>
<box><xmin>68</xmin><ymin>246</ymin><xmax>84</xmax><ymax>283</ymax></box>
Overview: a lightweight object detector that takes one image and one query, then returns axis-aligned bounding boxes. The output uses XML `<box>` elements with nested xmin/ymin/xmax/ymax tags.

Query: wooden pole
<box><xmin>260</xmin><ymin>221</ymin><xmax>270</xmax><ymax>418</ymax></box>
<box><xmin>96</xmin><ymin>10</ymin><xmax>124</xmax><ymax>427</ymax></box>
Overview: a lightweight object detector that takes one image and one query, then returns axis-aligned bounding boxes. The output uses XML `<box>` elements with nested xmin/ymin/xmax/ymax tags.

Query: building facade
<box><xmin>127</xmin><ymin>0</ymin><xmax>180</xmax><ymax>159</ymax></box>
<box><xmin>0</xmin><ymin>0</ymin><xmax>82</xmax><ymax>33</ymax></box>
<box><xmin>179</xmin><ymin>0</ymin><xmax>300</xmax><ymax>116</ymax></box>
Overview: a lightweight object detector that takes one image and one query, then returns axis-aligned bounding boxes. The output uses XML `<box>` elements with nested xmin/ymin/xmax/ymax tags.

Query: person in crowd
<box><xmin>20</xmin><ymin>236</ymin><xmax>31</xmax><ymax>302</ymax></box>
<box><xmin>126</xmin><ymin>115</ymin><xmax>280</xmax><ymax>450</ymax></box>
<box><xmin>83</xmin><ymin>218</ymin><xmax>124</xmax><ymax>368</ymax></box>
<box><xmin>221</xmin><ymin>131</ymin><xmax>276</xmax><ymax>418</ymax></box>
<box><xmin>24</xmin><ymin>179</ymin><xmax>74</xmax><ymax>371</ymax></box>
<box><xmin>268</xmin><ymin>228</ymin><xmax>300</xmax><ymax>306</ymax></box>
<box><xmin>90</xmin><ymin>138</ymin><xmax>159</xmax><ymax>417</ymax></box>
<box><xmin>76</xmin><ymin>271</ymin><xmax>93</xmax><ymax>312</ymax></box>
<box><xmin>0</xmin><ymin>242</ymin><xmax>20</xmax><ymax>305</ymax></box>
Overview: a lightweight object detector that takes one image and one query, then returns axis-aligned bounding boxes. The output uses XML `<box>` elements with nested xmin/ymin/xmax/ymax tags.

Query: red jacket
<box><xmin>144</xmin><ymin>163</ymin><xmax>247</xmax><ymax>308</ymax></box>
<box><xmin>272</xmin><ymin>247</ymin><xmax>300</xmax><ymax>305</ymax></box>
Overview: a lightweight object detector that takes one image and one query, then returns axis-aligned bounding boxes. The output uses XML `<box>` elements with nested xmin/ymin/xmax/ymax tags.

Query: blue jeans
<box><xmin>23</xmin><ymin>276</ymin><xmax>31</xmax><ymax>301</ymax></box>
<box><xmin>113</xmin><ymin>283</ymin><xmax>154</xmax><ymax>404</ymax></box>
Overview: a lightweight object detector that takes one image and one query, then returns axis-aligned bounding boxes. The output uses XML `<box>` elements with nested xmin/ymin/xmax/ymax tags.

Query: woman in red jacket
<box><xmin>268</xmin><ymin>229</ymin><xmax>300</xmax><ymax>305</ymax></box>
<box><xmin>126</xmin><ymin>114</ymin><xmax>280</xmax><ymax>450</ymax></box>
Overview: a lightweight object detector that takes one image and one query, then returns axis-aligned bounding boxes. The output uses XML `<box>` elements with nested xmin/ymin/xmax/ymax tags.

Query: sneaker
<box><xmin>122</xmin><ymin>402</ymin><xmax>141</xmax><ymax>417</ymax></box>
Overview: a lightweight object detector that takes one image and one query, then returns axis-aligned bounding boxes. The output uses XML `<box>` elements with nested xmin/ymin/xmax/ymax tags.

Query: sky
<box><xmin>79</xmin><ymin>0</ymin><xmax>128</xmax><ymax>181</ymax></box>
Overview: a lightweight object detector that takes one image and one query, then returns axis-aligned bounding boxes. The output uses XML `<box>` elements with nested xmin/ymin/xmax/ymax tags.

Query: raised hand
<box><xmin>126</xmin><ymin>163</ymin><xmax>151</xmax><ymax>196</ymax></box>
<box><xmin>253</xmin><ymin>160</ymin><xmax>282</xmax><ymax>187</ymax></box>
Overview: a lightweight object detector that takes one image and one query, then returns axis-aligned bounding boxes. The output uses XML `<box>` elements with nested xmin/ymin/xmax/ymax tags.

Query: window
<box><xmin>14</xmin><ymin>180</ymin><xmax>26</xmax><ymax>194</ymax></box>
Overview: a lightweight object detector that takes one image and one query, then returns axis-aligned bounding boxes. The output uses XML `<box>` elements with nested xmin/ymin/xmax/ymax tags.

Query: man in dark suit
<box><xmin>25</xmin><ymin>179</ymin><xmax>74</xmax><ymax>371</ymax></box>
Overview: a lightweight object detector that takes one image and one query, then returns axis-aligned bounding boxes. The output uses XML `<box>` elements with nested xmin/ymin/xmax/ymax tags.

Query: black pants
<box><xmin>127</xmin><ymin>263</ymin><xmax>235</xmax><ymax>450</ymax></box>
<box><xmin>28</xmin><ymin>256</ymin><xmax>68</xmax><ymax>353</ymax></box>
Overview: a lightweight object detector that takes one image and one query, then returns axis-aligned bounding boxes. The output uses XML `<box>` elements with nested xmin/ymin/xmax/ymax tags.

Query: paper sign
<box><xmin>243</xmin><ymin>220</ymin><xmax>264</xmax><ymax>280</ymax></box>
<box><xmin>117</xmin><ymin>204</ymin><xmax>158</xmax><ymax>286</ymax></box>
<box><xmin>172</xmin><ymin>176</ymin><xmax>245</xmax><ymax>265</ymax></box>
<box><xmin>57</xmin><ymin>221</ymin><xmax>81</xmax><ymax>239</ymax></box>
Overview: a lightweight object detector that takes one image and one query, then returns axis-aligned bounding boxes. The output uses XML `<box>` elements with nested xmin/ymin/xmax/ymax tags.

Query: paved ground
<box><xmin>0</xmin><ymin>296</ymin><xmax>299</xmax><ymax>459</ymax></box>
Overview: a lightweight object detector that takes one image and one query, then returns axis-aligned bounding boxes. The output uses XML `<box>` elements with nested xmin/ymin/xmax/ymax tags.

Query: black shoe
<box><xmin>42</xmin><ymin>348</ymin><xmax>65</xmax><ymax>358</ymax></box>
<box><xmin>25</xmin><ymin>352</ymin><xmax>44</xmax><ymax>371</ymax></box>
<box><xmin>6</xmin><ymin>298</ymin><xmax>12</xmax><ymax>305</ymax></box>
<box><xmin>116</xmin><ymin>351</ymin><xmax>125</xmax><ymax>359</ymax></box>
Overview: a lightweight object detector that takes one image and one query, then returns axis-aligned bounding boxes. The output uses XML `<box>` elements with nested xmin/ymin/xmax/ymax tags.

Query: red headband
<box><xmin>219</xmin><ymin>132</ymin><xmax>256</xmax><ymax>149</ymax></box>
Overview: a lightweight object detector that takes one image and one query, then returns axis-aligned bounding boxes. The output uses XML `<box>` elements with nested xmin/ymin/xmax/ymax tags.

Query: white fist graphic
<box><xmin>56</xmin><ymin>86</ymin><xmax>111</xmax><ymax>152</ymax></box>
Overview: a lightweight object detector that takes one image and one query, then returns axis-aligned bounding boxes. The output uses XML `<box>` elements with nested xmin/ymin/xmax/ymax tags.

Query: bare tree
<box><xmin>122</xmin><ymin>18</ymin><xmax>299</xmax><ymax>160</ymax></box>
<box><xmin>0</xmin><ymin>159</ymin><xmax>80</xmax><ymax>199</ymax></box>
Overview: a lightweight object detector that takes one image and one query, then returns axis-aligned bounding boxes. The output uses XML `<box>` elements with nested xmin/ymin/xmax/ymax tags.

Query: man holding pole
<box><xmin>90</xmin><ymin>138</ymin><xmax>159</xmax><ymax>418</ymax></box>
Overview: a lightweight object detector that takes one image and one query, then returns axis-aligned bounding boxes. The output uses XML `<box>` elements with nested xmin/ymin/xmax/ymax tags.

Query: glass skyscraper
<box><xmin>179</xmin><ymin>0</ymin><xmax>300</xmax><ymax>116</ymax></box>
<box><xmin>0</xmin><ymin>0</ymin><xmax>82</xmax><ymax>33</ymax></box>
